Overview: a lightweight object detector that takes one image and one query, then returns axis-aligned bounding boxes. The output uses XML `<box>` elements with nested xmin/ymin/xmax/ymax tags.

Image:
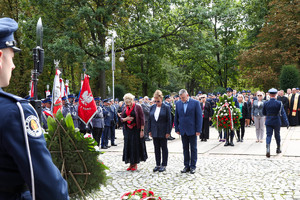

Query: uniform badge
<box><xmin>25</xmin><ymin>115</ymin><xmax>42</xmax><ymax>137</ymax></box>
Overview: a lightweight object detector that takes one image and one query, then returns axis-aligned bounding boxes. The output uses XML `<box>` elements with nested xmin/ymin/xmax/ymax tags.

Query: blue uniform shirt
<box><xmin>263</xmin><ymin>98</ymin><xmax>289</xmax><ymax>127</ymax></box>
<box><xmin>0</xmin><ymin>88</ymin><xmax>69</xmax><ymax>200</ymax></box>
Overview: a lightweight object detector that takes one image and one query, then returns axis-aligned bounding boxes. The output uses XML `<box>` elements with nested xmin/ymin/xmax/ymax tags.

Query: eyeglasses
<box><xmin>257</xmin><ymin>95</ymin><xmax>262</xmax><ymax>96</ymax></box>
<box><xmin>154</xmin><ymin>101</ymin><xmax>161</xmax><ymax>103</ymax></box>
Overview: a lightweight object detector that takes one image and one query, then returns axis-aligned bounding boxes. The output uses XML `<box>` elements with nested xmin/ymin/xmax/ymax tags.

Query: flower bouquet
<box><xmin>212</xmin><ymin>95</ymin><xmax>241</xmax><ymax>132</ymax></box>
<box><xmin>120</xmin><ymin>189</ymin><xmax>162</xmax><ymax>200</ymax></box>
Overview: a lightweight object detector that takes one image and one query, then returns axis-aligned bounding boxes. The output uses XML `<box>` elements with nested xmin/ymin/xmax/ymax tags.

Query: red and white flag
<box><xmin>78</xmin><ymin>74</ymin><xmax>97</xmax><ymax>125</ymax></box>
<box><xmin>30</xmin><ymin>80</ymin><xmax>34</xmax><ymax>98</ymax></box>
<box><xmin>52</xmin><ymin>69</ymin><xmax>62</xmax><ymax>116</ymax></box>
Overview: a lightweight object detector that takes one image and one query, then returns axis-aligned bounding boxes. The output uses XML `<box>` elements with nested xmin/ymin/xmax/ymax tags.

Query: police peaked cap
<box><xmin>0</xmin><ymin>18</ymin><xmax>21</xmax><ymax>52</ymax></box>
<box><xmin>226</xmin><ymin>88</ymin><xmax>233</xmax><ymax>92</ymax></box>
<box><xmin>268</xmin><ymin>88</ymin><xmax>278</xmax><ymax>94</ymax></box>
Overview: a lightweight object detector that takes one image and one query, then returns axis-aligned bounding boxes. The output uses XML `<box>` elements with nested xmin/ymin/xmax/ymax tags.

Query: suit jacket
<box><xmin>174</xmin><ymin>98</ymin><xmax>203</xmax><ymax>136</ymax></box>
<box><xmin>251</xmin><ymin>100</ymin><xmax>265</xmax><ymax>117</ymax></box>
<box><xmin>148</xmin><ymin>103</ymin><xmax>172</xmax><ymax>138</ymax></box>
<box><xmin>200</xmin><ymin>101</ymin><xmax>213</xmax><ymax>119</ymax></box>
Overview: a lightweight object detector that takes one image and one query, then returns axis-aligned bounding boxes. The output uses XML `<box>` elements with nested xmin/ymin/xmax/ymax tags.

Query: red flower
<box><xmin>142</xmin><ymin>192</ymin><xmax>147</xmax><ymax>198</ymax></box>
<box><xmin>149</xmin><ymin>191</ymin><xmax>154</xmax><ymax>196</ymax></box>
<box><xmin>223</xmin><ymin>122</ymin><xmax>226</xmax><ymax>124</ymax></box>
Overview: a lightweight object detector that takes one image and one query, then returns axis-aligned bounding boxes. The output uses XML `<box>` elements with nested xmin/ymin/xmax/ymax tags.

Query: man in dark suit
<box><xmin>277</xmin><ymin>90</ymin><xmax>289</xmax><ymax>127</ymax></box>
<box><xmin>175</xmin><ymin>89</ymin><xmax>202</xmax><ymax>174</ymax></box>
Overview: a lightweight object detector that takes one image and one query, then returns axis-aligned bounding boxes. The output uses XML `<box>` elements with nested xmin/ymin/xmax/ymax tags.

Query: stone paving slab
<box><xmin>89</xmin><ymin>126</ymin><xmax>300</xmax><ymax>199</ymax></box>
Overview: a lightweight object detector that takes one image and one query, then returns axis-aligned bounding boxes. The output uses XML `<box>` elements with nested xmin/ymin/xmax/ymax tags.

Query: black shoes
<box><xmin>159</xmin><ymin>166</ymin><xmax>166</xmax><ymax>172</ymax></box>
<box><xmin>276</xmin><ymin>145</ymin><xmax>281</xmax><ymax>154</ymax></box>
<box><xmin>167</xmin><ymin>136</ymin><xmax>175</xmax><ymax>140</ymax></box>
<box><xmin>190</xmin><ymin>168</ymin><xmax>196</xmax><ymax>174</ymax></box>
<box><xmin>101</xmin><ymin>146</ymin><xmax>108</xmax><ymax>149</ymax></box>
<box><xmin>153</xmin><ymin>166</ymin><xmax>160</xmax><ymax>172</ymax></box>
<box><xmin>111</xmin><ymin>144</ymin><xmax>117</xmax><ymax>146</ymax></box>
<box><xmin>266</xmin><ymin>144</ymin><xmax>270</xmax><ymax>158</ymax></box>
<box><xmin>181</xmin><ymin>167</ymin><xmax>190</xmax><ymax>173</ymax></box>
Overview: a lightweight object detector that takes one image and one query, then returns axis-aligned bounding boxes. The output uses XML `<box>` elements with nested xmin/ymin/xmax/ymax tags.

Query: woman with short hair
<box><xmin>148</xmin><ymin>90</ymin><xmax>172</xmax><ymax>172</ymax></box>
<box><xmin>121</xmin><ymin>93</ymin><xmax>148</xmax><ymax>171</ymax></box>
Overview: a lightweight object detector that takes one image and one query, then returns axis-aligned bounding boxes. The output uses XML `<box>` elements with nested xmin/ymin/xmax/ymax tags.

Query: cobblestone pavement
<box><xmin>87</xmin><ymin>126</ymin><xmax>300</xmax><ymax>200</ymax></box>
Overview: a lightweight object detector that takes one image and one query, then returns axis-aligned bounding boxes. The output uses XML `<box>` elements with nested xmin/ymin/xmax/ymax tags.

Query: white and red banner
<box><xmin>52</xmin><ymin>69</ymin><xmax>62</xmax><ymax>116</ymax></box>
<box><xmin>30</xmin><ymin>80</ymin><xmax>34</xmax><ymax>98</ymax></box>
<box><xmin>78</xmin><ymin>75</ymin><xmax>97</xmax><ymax>125</ymax></box>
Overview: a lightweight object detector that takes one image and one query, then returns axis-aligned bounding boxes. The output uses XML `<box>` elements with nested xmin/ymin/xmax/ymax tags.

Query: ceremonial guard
<box><xmin>62</xmin><ymin>96</ymin><xmax>70</xmax><ymax>117</ymax></box>
<box><xmin>92</xmin><ymin>97</ymin><xmax>104</xmax><ymax>146</ymax></box>
<box><xmin>110</xmin><ymin>99</ymin><xmax>118</xmax><ymax>146</ymax></box>
<box><xmin>224</xmin><ymin>88</ymin><xmax>238</xmax><ymax>146</ymax></box>
<box><xmin>263</xmin><ymin>88</ymin><xmax>289</xmax><ymax>158</ymax></box>
<box><xmin>0</xmin><ymin>17</ymin><xmax>69</xmax><ymax>199</ymax></box>
<box><xmin>41</xmin><ymin>97</ymin><xmax>53</xmax><ymax>129</ymax></box>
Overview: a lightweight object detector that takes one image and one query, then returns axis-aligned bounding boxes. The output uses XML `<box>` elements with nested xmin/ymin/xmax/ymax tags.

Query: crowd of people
<box><xmin>38</xmin><ymin>86</ymin><xmax>300</xmax><ymax>172</ymax></box>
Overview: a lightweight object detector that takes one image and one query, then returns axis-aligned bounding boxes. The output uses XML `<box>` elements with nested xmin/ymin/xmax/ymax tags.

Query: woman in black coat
<box><xmin>236</xmin><ymin>94</ymin><xmax>249</xmax><ymax>142</ymax></box>
<box><xmin>199</xmin><ymin>95</ymin><xmax>213</xmax><ymax>141</ymax></box>
<box><xmin>148</xmin><ymin>90</ymin><xmax>172</xmax><ymax>172</ymax></box>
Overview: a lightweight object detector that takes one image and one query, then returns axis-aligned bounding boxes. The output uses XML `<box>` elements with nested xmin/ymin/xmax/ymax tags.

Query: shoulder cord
<box><xmin>279</xmin><ymin>102</ymin><xmax>283</xmax><ymax>117</ymax></box>
<box><xmin>16</xmin><ymin>102</ymin><xmax>36</xmax><ymax>200</ymax></box>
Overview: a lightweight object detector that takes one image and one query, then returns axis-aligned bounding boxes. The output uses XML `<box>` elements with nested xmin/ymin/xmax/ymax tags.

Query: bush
<box><xmin>279</xmin><ymin>65</ymin><xmax>300</xmax><ymax>91</ymax></box>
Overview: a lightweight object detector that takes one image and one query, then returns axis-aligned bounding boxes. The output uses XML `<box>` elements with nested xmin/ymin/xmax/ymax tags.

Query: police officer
<box><xmin>92</xmin><ymin>97</ymin><xmax>104</xmax><ymax>146</ymax></box>
<box><xmin>0</xmin><ymin>17</ymin><xmax>68</xmax><ymax>200</ymax></box>
<box><xmin>263</xmin><ymin>88</ymin><xmax>289</xmax><ymax>158</ymax></box>
<box><xmin>64</xmin><ymin>94</ymin><xmax>79</xmax><ymax>128</ymax></box>
<box><xmin>62</xmin><ymin>96</ymin><xmax>70</xmax><ymax>117</ymax></box>
<box><xmin>109</xmin><ymin>99</ymin><xmax>118</xmax><ymax>146</ymax></box>
<box><xmin>41</xmin><ymin>98</ymin><xmax>53</xmax><ymax>129</ymax></box>
<box><xmin>101</xmin><ymin>99</ymin><xmax>111</xmax><ymax>149</ymax></box>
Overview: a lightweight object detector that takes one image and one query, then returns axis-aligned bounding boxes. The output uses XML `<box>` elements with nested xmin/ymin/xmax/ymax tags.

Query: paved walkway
<box><xmin>88</xmin><ymin>126</ymin><xmax>300</xmax><ymax>200</ymax></box>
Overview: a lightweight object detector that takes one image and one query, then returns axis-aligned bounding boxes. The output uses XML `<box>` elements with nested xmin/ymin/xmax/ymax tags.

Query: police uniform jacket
<box><xmin>0</xmin><ymin>89</ymin><xmax>69</xmax><ymax>200</ymax></box>
<box><xmin>263</xmin><ymin>98</ymin><xmax>289</xmax><ymax>126</ymax></box>
<box><xmin>69</xmin><ymin>104</ymin><xmax>78</xmax><ymax>128</ymax></box>
<box><xmin>103</xmin><ymin>106</ymin><xmax>112</xmax><ymax>127</ymax></box>
<box><xmin>92</xmin><ymin>106</ymin><xmax>104</xmax><ymax>128</ymax></box>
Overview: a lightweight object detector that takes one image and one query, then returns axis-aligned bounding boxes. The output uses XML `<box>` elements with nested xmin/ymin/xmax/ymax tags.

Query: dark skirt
<box><xmin>122</xmin><ymin>127</ymin><xmax>148</xmax><ymax>164</ymax></box>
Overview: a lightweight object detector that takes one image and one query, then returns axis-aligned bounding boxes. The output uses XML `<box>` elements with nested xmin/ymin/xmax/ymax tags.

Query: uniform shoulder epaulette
<box><xmin>0</xmin><ymin>90</ymin><xmax>25</xmax><ymax>102</ymax></box>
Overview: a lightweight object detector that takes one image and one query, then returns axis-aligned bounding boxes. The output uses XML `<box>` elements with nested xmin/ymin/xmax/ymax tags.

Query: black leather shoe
<box><xmin>106</xmin><ymin>146</ymin><xmax>111</xmax><ymax>148</ymax></box>
<box><xmin>168</xmin><ymin>136</ymin><xmax>175</xmax><ymax>140</ymax></box>
<box><xmin>101</xmin><ymin>146</ymin><xmax>108</xmax><ymax>149</ymax></box>
<box><xmin>159</xmin><ymin>166</ymin><xmax>166</xmax><ymax>172</ymax></box>
<box><xmin>224</xmin><ymin>140</ymin><xmax>229</xmax><ymax>146</ymax></box>
<box><xmin>190</xmin><ymin>168</ymin><xmax>196</xmax><ymax>174</ymax></box>
<box><xmin>153</xmin><ymin>166</ymin><xmax>160</xmax><ymax>172</ymax></box>
<box><xmin>181</xmin><ymin>167</ymin><xmax>190</xmax><ymax>173</ymax></box>
<box><xmin>111</xmin><ymin>144</ymin><xmax>117</xmax><ymax>146</ymax></box>
<box><xmin>241</xmin><ymin>139</ymin><xmax>243</xmax><ymax>142</ymax></box>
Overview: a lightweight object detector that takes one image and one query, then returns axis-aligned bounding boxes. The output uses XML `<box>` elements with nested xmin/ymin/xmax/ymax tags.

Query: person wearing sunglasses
<box><xmin>252</xmin><ymin>92</ymin><xmax>266</xmax><ymax>143</ymax></box>
<box><xmin>148</xmin><ymin>90</ymin><xmax>172</xmax><ymax>172</ymax></box>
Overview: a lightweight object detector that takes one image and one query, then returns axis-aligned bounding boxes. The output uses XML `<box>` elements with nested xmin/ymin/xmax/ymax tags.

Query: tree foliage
<box><xmin>238</xmin><ymin>0</ymin><xmax>300</xmax><ymax>90</ymax></box>
<box><xmin>279</xmin><ymin>65</ymin><xmax>300</xmax><ymax>91</ymax></box>
<box><xmin>2</xmin><ymin>0</ymin><xmax>297</xmax><ymax>98</ymax></box>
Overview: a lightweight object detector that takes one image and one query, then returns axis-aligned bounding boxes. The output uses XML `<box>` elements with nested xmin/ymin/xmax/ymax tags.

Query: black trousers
<box><xmin>153</xmin><ymin>137</ymin><xmax>168</xmax><ymax>167</ymax></box>
<box><xmin>237</xmin><ymin>118</ymin><xmax>245</xmax><ymax>139</ymax></box>
<box><xmin>200</xmin><ymin>118</ymin><xmax>210</xmax><ymax>139</ymax></box>
<box><xmin>92</xmin><ymin>127</ymin><xmax>103</xmax><ymax>146</ymax></box>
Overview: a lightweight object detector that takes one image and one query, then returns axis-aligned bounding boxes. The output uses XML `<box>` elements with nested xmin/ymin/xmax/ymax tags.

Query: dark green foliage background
<box><xmin>279</xmin><ymin>65</ymin><xmax>300</xmax><ymax>91</ymax></box>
